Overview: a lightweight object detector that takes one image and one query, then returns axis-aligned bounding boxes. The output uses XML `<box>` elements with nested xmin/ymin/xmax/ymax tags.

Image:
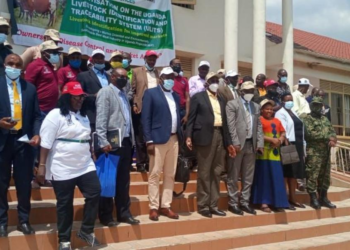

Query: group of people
<box><xmin>0</xmin><ymin>17</ymin><xmax>338</xmax><ymax>250</ymax></box>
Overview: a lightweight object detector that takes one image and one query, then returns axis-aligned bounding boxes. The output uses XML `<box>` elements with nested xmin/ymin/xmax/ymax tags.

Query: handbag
<box><xmin>95</xmin><ymin>154</ymin><xmax>120</xmax><ymax>197</ymax></box>
<box><xmin>280</xmin><ymin>144</ymin><xmax>300</xmax><ymax>165</ymax></box>
<box><xmin>173</xmin><ymin>155</ymin><xmax>190</xmax><ymax>197</ymax></box>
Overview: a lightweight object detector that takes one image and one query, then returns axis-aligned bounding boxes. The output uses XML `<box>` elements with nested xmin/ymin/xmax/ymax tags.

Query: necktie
<box><xmin>12</xmin><ymin>81</ymin><xmax>22</xmax><ymax>130</ymax></box>
<box><xmin>244</xmin><ymin>102</ymin><xmax>252</xmax><ymax>138</ymax></box>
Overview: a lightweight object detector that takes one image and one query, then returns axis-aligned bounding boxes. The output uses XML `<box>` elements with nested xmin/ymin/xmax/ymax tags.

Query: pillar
<box><xmin>282</xmin><ymin>0</ymin><xmax>294</xmax><ymax>89</ymax></box>
<box><xmin>224</xmin><ymin>0</ymin><xmax>238</xmax><ymax>71</ymax></box>
<box><xmin>252</xmin><ymin>0</ymin><xmax>266</xmax><ymax>79</ymax></box>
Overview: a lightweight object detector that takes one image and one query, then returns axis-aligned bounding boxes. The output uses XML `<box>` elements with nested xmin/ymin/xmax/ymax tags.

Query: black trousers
<box><xmin>0</xmin><ymin>133</ymin><xmax>35</xmax><ymax>226</ymax></box>
<box><xmin>98</xmin><ymin>138</ymin><xmax>132</xmax><ymax>223</ymax></box>
<box><xmin>132</xmin><ymin>113</ymin><xmax>148</xmax><ymax>165</ymax></box>
<box><xmin>52</xmin><ymin>171</ymin><xmax>101</xmax><ymax>243</ymax></box>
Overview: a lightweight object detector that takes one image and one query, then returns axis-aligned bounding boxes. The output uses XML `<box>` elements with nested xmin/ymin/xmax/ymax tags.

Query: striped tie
<box><xmin>12</xmin><ymin>81</ymin><xmax>22</xmax><ymax>130</ymax></box>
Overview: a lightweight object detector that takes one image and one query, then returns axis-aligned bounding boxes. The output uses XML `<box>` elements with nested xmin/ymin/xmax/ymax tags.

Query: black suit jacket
<box><xmin>77</xmin><ymin>69</ymin><xmax>111</xmax><ymax>124</ymax></box>
<box><xmin>0</xmin><ymin>76</ymin><xmax>42</xmax><ymax>151</ymax></box>
<box><xmin>186</xmin><ymin>91</ymin><xmax>231</xmax><ymax>147</ymax></box>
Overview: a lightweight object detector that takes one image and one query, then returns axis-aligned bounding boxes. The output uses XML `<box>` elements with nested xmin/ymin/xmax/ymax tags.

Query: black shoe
<box><xmin>101</xmin><ymin>220</ymin><xmax>119</xmax><ymax>227</ymax></box>
<box><xmin>228</xmin><ymin>205</ymin><xmax>244</xmax><ymax>215</ymax></box>
<box><xmin>241</xmin><ymin>205</ymin><xmax>257</xmax><ymax>215</ymax></box>
<box><xmin>118</xmin><ymin>217</ymin><xmax>140</xmax><ymax>225</ymax></box>
<box><xmin>210</xmin><ymin>209</ymin><xmax>226</xmax><ymax>216</ymax></box>
<box><xmin>58</xmin><ymin>242</ymin><xmax>72</xmax><ymax>250</ymax></box>
<box><xmin>0</xmin><ymin>225</ymin><xmax>7</xmax><ymax>237</ymax></box>
<box><xmin>136</xmin><ymin>164</ymin><xmax>147</xmax><ymax>173</ymax></box>
<box><xmin>309</xmin><ymin>192</ymin><xmax>321</xmax><ymax>210</ymax></box>
<box><xmin>17</xmin><ymin>223</ymin><xmax>35</xmax><ymax>235</ymax></box>
<box><xmin>318</xmin><ymin>190</ymin><xmax>337</xmax><ymax>209</ymax></box>
<box><xmin>77</xmin><ymin>230</ymin><xmax>101</xmax><ymax>247</ymax></box>
<box><xmin>198</xmin><ymin>210</ymin><xmax>212</xmax><ymax>218</ymax></box>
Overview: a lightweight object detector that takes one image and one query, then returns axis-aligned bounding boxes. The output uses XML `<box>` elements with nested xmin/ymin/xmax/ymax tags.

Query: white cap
<box><xmin>298</xmin><ymin>78</ymin><xmax>313</xmax><ymax>86</ymax></box>
<box><xmin>160</xmin><ymin>67</ymin><xmax>175</xmax><ymax>76</ymax></box>
<box><xmin>225</xmin><ymin>70</ymin><xmax>239</xmax><ymax>78</ymax></box>
<box><xmin>198</xmin><ymin>61</ymin><xmax>210</xmax><ymax>68</ymax></box>
<box><xmin>91</xmin><ymin>49</ymin><xmax>105</xmax><ymax>57</ymax></box>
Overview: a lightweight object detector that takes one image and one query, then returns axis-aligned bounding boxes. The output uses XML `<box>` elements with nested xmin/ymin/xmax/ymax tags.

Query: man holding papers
<box><xmin>0</xmin><ymin>54</ymin><xmax>42</xmax><ymax>237</ymax></box>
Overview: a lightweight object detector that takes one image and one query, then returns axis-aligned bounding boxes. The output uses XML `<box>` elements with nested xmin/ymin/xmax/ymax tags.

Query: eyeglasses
<box><xmin>72</xmin><ymin>95</ymin><xmax>85</xmax><ymax>101</ymax></box>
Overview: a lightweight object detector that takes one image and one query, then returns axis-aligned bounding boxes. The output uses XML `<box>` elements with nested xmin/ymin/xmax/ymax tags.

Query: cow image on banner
<box><xmin>12</xmin><ymin>0</ymin><xmax>175</xmax><ymax>66</ymax></box>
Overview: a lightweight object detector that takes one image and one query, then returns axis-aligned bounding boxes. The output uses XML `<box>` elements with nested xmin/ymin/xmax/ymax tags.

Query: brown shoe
<box><xmin>149</xmin><ymin>209</ymin><xmax>159</xmax><ymax>221</ymax></box>
<box><xmin>159</xmin><ymin>208</ymin><xmax>179</xmax><ymax>220</ymax></box>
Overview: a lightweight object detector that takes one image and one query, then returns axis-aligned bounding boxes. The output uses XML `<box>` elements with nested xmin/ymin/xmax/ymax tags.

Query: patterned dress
<box><xmin>251</xmin><ymin>117</ymin><xmax>289</xmax><ymax>208</ymax></box>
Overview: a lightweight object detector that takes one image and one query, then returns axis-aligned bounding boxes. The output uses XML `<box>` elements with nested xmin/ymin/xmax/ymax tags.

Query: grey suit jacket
<box><xmin>226</xmin><ymin>98</ymin><xmax>264</xmax><ymax>151</ymax></box>
<box><xmin>95</xmin><ymin>84</ymin><xmax>135</xmax><ymax>148</ymax></box>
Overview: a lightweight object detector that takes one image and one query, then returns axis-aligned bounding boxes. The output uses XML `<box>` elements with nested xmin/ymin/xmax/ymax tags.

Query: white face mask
<box><xmin>243</xmin><ymin>93</ymin><xmax>254</xmax><ymax>102</ymax></box>
<box><xmin>209</xmin><ymin>83</ymin><xmax>219</xmax><ymax>93</ymax></box>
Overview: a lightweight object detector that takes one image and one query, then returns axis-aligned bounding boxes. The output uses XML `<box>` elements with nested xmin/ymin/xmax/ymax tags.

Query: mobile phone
<box><xmin>9</xmin><ymin>118</ymin><xmax>21</xmax><ymax>122</ymax></box>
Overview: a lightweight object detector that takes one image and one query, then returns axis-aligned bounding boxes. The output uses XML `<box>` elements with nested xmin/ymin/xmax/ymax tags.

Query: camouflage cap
<box><xmin>311</xmin><ymin>96</ymin><xmax>323</xmax><ymax>104</ymax></box>
<box><xmin>40</xmin><ymin>40</ymin><xmax>63</xmax><ymax>52</ymax></box>
<box><xmin>0</xmin><ymin>17</ymin><xmax>9</xmax><ymax>27</ymax></box>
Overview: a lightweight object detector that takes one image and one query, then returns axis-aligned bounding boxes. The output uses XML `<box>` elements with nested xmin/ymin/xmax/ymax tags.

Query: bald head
<box><xmin>277</xmin><ymin>69</ymin><xmax>288</xmax><ymax>83</ymax></box>
<box><xmin>311</xmin><ymin>87</ymin><xmax>320</xmax><ymax>96</ymax></box>
<box><xmin>256</xmin><ymin>73</ymin><xmax>266</xmax><ymax>87</ymax></box>
<box><xmin>4</xmin><ymin>54</ymin><xmax>23</xmax><ymax>70</ymax></box>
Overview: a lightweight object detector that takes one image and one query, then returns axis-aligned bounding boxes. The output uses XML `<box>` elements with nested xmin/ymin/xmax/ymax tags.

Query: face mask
<box><xmin>145</xmin><ymin>62</ymin><xmax>154</xmax><ymax>71</ymax></box>
<box><xmin>163</xmin><ymin>79</ymin><xmax>174</xmax><ymax>90</ymax></box>
<box><xmin>122</xmin><ymin>59</ymin><xmax>129</xmax><ymax>69</ymax></box>
<box><xmin>172</xmin><ymin>65</ymin><xmax>181</xmax><ymax>74</ymax></box>
<box><xmin>179</xmin><ymin>71</ymin><xmax>184</xmax><ymax>77</ymax></box>
<box><xmin>268</xmin><ymin>89</ymin><xmax>278</xmax><ymax>96</ymax></box>
<box><xmin>111</xmin><ymin>61</ymin><xmax>123</xmax><ymax>69</ymax></box>
<box><xmin>284</xmin><ymin>101</ymin><xmax>294</xmax><ymax>110</ymax></box>
<box><xmin>48</xmin><ymin>54</ymin><xmax>60</xmax><ymax>64</ymax></box>
<box><xmin>243</xmin><ymin>93</ymin><xmax>254</xmax><ymax>102</ymax></box>
<box><xmin>5</xmin><ymin>66</ymin><xmax>21</xmax><ymax>80</ymax></box>
<box><xmin>69</xmin><ymin>59</ymin><xmax>81</xmax><ymax>69</ymax></box>
<box><xmin>94</xmin><ymin>63</ymin><xmax>105</xmax><ymax>70</ymax></box>
<box><xmin>280</xmin><ymin>76</ymin><xmax>288</xmax><ymax>83</ymax></box>
<box><xmin>0</xmin><ymin>34</ymin><xmax>7</xmax><ymax>44</ymax></box>
<box><xmin>116</xmin><ymin>78</ymin><xmax>127</xmax><ymax>89</ymax></box>
<box><xmin>209</xmin><ymin>83</ymin><xmax>219</xmax><ymax>93</ymax></box>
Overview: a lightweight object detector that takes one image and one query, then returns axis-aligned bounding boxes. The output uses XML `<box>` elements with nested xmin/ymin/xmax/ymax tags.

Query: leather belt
<box><xmin>214</xmin><ymin>126</ymin><xmax>222</xmax><ymax>130</ymax></box>
<box><xmin>246</xmin><ymin>138</ymin><xmax>253</xmax><ymax>142</ymax></box>
<box><xmin>10</xmin><ymin>129</ymin><xmax>22</xmax><ymax>135</ymax></box>
<box><xmin>171</xmin><ymin>133</ymin><xmax>176</xmax><ymax>135</ymax></box>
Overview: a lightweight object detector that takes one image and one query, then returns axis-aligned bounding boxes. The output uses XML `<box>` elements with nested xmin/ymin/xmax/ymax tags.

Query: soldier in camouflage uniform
<box><xmin>301</xmin><ymin>97</ymin><xmax>337</xmax><ymax>209</ymax></box>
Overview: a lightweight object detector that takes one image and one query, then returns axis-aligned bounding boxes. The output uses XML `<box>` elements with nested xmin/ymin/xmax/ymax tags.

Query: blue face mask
<box><xmin>5</xmin><ymin>66</ymin><xmax>21</xmax><ymax>80</ymax></box>
<box><xmin>69</xmin><ymin>59</ymin><xmax>81</xmax><ymax>69</ymax></box>
<box><xmin>145</xmin><ymin>62</ymin><xmax>154</xmax><ymax>71</ymax></box>
<box><xmin>163</xmin><ymin>79</ymin><xmax>174</xmax><ymax>90</ymax></box>
<box><xmin>48</xmin><ymin>54</ymin><xmax>60</xmax><ymax>64</ymax></box>
<box><xmin>94</xmin><ymin>63</ymin><xmax>105</xmax><ymax>70</ymax></box>
<box><xmin>0</xmin><ymin>33</ymin><xmax>7</xmax><ymax>44</ymax></box>
<box><xmin>284</xmin><ymin>101</ymin><xmax>294</xmax><ymax>110</ymax></box>
<box><xmin>280</xmin><ymin>76</ymin><xmax>288</xmax><ymax>83</ymax></box>
<box><xmin>122</xmin><ymin>59</ymin><xmax>129</xmax><ymax>69</ymax></box>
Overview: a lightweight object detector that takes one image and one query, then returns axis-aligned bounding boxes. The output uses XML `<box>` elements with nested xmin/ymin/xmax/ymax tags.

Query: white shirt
<box><xmin>40</xmin><ymin>109</ymin><xmax>96</xmax><ymax>181</ymax></box>
<box><xmin>146</xmin><ymin>70</ymin><xmax>157</xmax><ymax>89</ymax></box>
<box><xmin>163</xmin><ymin>91</ymin><xmax>177</xmax><ymax>133</ymax></box>
<box><xmin>292</xmin><ymin>90</ymin><xmax>311</xmax><ymax>116</ymax></box>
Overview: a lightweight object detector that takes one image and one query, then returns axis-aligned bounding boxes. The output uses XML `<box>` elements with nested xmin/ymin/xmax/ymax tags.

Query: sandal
<box><xmin>260</xmin><ymin>204</ymin><xmax>271</xmax><ymax>213</ymax></box>
<box><xmin>289</xmin><ymin>200</ymin><xmax>306</xmax><ymax>209</ymax></box>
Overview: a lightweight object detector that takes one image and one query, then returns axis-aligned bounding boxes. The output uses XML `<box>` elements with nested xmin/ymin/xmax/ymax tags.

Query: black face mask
<box><xmin>268</xmin><ymin>90</ymin><xmax>278</xmax><ymax>96</ymax></box>
<box><xmin>172</xmin><ymin>65</ymin><xmax>181</xmax><ymax>74</ymax></box>
<box><xmin>116</xmin><ymin>78</ymin><xmax>127</xmax><ymax>88</ymax></box>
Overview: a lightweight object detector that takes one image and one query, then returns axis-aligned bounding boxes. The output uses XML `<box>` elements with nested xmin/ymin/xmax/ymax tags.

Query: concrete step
<box><xmin>3</xmin><ymin>199</ymin><xmax>350</xmax><ymax>250</ymax></box>
<box><xmin>233</xmin><ymin>232</ymin><xmax>350</xmax><ymax>250</ymax></box>
<box><xmin>87</xmin><ymin>214</ymin><xmax>350</xmax><ymax>250</ymax></box>
<box><xmin>7</xmin><ymin>181</ymin><xmax>228</xmax><ymax>202</ymax></box>
<box><xmin>7</xmin><ymin>186</ymin><xmax>350</xmax><ymax>226</ymax></box>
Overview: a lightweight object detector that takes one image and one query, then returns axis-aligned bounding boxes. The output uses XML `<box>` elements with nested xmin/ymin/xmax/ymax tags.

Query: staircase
<box><xmin>2</xmin><ymin>172</ymin><xmax>350</xmax><ymax>250</ymax></box>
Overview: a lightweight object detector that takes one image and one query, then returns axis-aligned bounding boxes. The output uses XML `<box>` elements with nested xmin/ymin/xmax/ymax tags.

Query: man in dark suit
<box><xmin>141</xmin><ymin>67</ymin><xmax>183</xmax><ymax>221</ymax></box>
<box><xmin>186</xmin><ymin>72</ymin><xmax>235</xmax><ymax>218</ymax></box>
<box><xmin>0</xmin><ymin>54</ymin><xmax>42</xmax><ymax>237</ymax></box>
<box><xmin>131</xmin><ymin>50</ymin><xmax>160</xmax><ymax>172</ymax></box>
<box><xmin>77</xmin><ymin>49</ymin><xmax>110</xmax><ymax>131</ymax></box>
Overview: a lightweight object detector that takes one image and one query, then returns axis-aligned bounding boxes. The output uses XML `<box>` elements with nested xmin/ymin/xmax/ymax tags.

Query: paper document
<box><xmin>17</xmin><ymin>134</ymin><xmax>33</xmax><ymax>143</ymax></box>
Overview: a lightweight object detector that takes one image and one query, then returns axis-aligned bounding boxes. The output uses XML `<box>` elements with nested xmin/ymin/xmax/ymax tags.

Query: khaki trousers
<box><xmin>196</xmin><ymin>129</ymin><xmax>225</xmax><ymax>212</ymax></box>
<box><xmin>148</xmin><ymin>135</ymin><xmax>179</xmax><ymax>209</ymax></box>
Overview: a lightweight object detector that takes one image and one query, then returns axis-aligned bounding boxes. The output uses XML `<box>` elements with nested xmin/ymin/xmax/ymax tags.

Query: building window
<box><xmin>320</xmin><ymin>80</ymin><xmax>350</xmax><ymax>137</ymax></box>
<box><xmin>176</xmin><ymin>56</ymin><xmax>193</xmax><ymax>78</ymax></box>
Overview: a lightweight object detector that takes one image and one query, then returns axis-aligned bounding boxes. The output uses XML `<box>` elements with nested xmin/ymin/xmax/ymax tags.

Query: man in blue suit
<box><xmin>141</xmin><ymin>67</ymin><xmax>183</xmax><ymax>221</ymax></box>
<box><xmin>0</xmin><ymin>54</ymin><xmax>42</xmax><ymax>237</ymax></box>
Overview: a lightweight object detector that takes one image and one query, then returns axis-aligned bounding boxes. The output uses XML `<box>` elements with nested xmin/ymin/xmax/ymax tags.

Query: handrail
<box><xmin>331</xmin><ymin>143</ymin><xmax>350</xmax><ymax>176</ymax></box>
